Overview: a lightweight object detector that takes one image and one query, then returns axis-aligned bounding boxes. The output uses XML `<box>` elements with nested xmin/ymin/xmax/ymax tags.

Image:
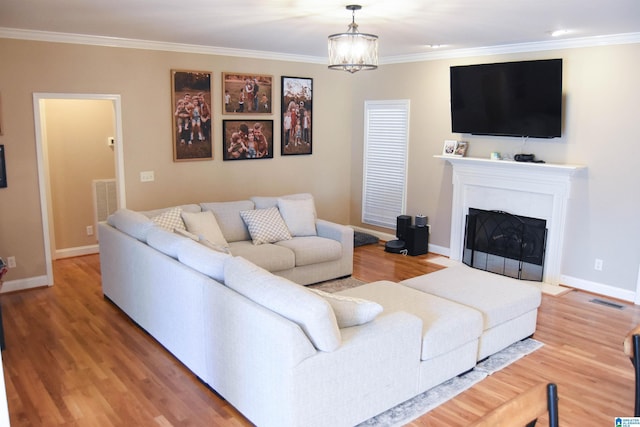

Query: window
<box><xmin>362</xmin><ymin>100</ymin><xmax>410</xmax><ymax>229</ymax></box>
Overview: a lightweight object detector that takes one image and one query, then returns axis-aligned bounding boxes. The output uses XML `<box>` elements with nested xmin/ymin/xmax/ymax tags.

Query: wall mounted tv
<box><xmin>450</xmin><ymin>59</ymin><xmax>563</xmax><ymax>138</ymax></box>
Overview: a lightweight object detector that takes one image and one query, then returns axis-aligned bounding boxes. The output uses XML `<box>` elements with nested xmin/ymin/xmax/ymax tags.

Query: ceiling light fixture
<box><xmin>550</xmin><ymin>29</ymin><xmax>570</xmax><ymax>37</ymax></box>
<box><xmin>328</xmin><ymin>5</ymin><xmax>378</xmax><ymax>73</ymax></box>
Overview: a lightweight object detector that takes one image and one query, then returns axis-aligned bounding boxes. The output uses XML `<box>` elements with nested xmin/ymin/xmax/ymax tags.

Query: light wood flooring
<box><xmin>1</xmin><ymin>243</ymin><xmax>639</xmax><ymax>426</ymax></box>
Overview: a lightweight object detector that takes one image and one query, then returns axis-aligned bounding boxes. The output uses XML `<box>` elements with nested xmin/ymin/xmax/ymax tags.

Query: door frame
<box><xmin>33</xmin><ymin>93</ymin><xmax>126</xmax><ymax>286</ymax></box>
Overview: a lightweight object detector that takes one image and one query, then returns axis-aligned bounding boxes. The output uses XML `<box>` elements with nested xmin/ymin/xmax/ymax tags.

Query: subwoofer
<box><xmin>396</xmin><ymin>215</ymin><xmax>412</xmax><ymax>240</ymax></box>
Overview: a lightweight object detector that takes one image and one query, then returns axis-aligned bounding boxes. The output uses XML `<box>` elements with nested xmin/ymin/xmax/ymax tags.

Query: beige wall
<box><xmin>350</xmin><ymin>44</ymin><xmax>640</xmax><ymax>294</ymax></box>
<box><xmin>44</xmin><ymin>98</ymin><xmax>116</xmax><ymax>251</ymax></box>
<box><xmin>0</xmin><ymin>38</ymin><xmax>353</xmax><ymax>283</ymax></box>
<box><xmin>1</xmin><ymin>35</ymin><xmax>639</xmax><ymax>297</ymax></box>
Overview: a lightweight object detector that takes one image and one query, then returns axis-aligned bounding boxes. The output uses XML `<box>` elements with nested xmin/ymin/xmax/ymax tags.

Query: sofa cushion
<box><xmin>277</xmin><ymin>197</ymin><xmax>317</xmax><ymax>236</ymax></box>
<box><xmin>141</xmin><ymin>204</ymin><xmax>201</xmax><ymax>219</ymax></box>
<box><xmin>275</xmin><ymin>236</ymin><xmax>342</xmax><ymax>266</ymax></box>
<box><xmin>228</xmin><ymin>241</ymin><xmax>295</xmax><ymax>272</ymax></box>
<box><xmin>337</xmin><ymin>281</ymin><xmax>483</xmax><ymax>361</ymax></box>
<box><xmin>240</xmin><ymin>207</ymin><xmax>292</xmax><ymax>245</ymax></box>
<box><xmin>181</xmin><ymin>210</ymin><xmax>230</xmax><ymax>250</ymax></box>
<box><xmin>200</xmin><ymin>200</ymin><xmax>254</xmax><ymax>242</ymax></box>
<box><xmin>150</xmin><ymin>206</ymin><xmax>187</xmax><ymax>232</ymax></box>
<box><xmin>308</xmin><ymin>288</ymin><xmax>383</xmax><ymax>328</ymax></box>
<box><xmin>177</xmin><ymin>239</ymin><xmax>231</xmax><ymax>282</ymax></box>
<box><xmin>224</xmin><ymin>256</ymin><xmax>341</xmax><ymax>352</ymax></box>
<box><xmin>251</xmin><ymin>193</ymin><xmax>316</xmax><ymax>212</ymax></box>
<box><xmin>146</xmin><ymin>227</ymin><xmax>187</xmax><ymax>259</ymax></box>
<box><xmin>400</xmin><ymin>264</ymin><xmax>542</xmax><ymax>330</ymax></box>
<box><xmin>108</xmin><ymin>209</ymin><xmax>155</xmax><ymax>242</ymax></box>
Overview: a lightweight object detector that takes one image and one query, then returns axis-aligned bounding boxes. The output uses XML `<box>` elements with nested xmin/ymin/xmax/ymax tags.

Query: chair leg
<box><xmin>547</xmin><ymin>383</ymin><xmax>559</xmax><ymax>427</ymax></box>
<box><xmin>633</xmin><ymin>335</ymin><xmax>640</xmax><ymax>417</ymax></box>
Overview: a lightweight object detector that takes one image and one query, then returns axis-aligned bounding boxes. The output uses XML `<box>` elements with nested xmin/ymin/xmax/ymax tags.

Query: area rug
<box><xmin>358</xmin><ymin>338</ymin><xmax>544</xmax><ymax>427</ymax></box>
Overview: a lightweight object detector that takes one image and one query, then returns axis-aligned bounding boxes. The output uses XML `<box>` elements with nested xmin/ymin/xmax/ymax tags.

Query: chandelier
<box><xmin>328</xmin><ymin>5</ymin><xmax>378</xmax><ymax>73</ymax></box>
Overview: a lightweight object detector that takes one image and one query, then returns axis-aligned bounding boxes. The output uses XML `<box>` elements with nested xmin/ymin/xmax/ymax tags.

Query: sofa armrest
<box><xmin>316</xmin><ymin>219</ymin><xmax>353</xmax><ymax>247</ymax></box>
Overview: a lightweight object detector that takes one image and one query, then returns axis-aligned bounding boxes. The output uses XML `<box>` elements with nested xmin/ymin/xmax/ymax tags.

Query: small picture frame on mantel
<box><xmin>454</xmin><ymin>141</ymin><xmax>468</xmax><ymax>157</ymax></box>
<box><xmin>442</xmin><ymin>140</ymin><xmax>457</xmax><ymax>156</ymax></box>
<box><xmin>442</xmin><ymin>140</ymin><xmax>468</xmax><ymax>157</ymax></box>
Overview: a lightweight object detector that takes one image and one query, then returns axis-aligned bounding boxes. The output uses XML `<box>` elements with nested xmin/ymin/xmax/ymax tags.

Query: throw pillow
<box><xmin>150</xmin><ymin>207</ymin><xmax>186</xmax><ymax>232</ymax></box>
<box><xmin>224</xmin><ymin>256</ymin><xmax>341</xmax><ymax>352</ymax></box>
<box><xmin>175</xmin><ymin>227</ymin><xmax>230</xmax><ymax>254</ymax></box>
<box><xmin>240</xmin><ymin>207</ymin><xmax>292</xmax><ymax>245</ymax></box>
<box><xmin>181</xmin><ymin>210</ymin><xmax>230</xmax><ymax>250</ymax></box>
<box><xmin>308</xmin><ymin>288</ymin><xmax>384</xmax><ymax>328</ymax></box>
<box><xmin>277</xmin><ymin>197</ymin><xmax>317</xmax><ymax>236</ymax></box>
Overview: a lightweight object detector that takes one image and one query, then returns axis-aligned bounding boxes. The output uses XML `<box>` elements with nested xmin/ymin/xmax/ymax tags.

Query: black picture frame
<box><xmin>0</xmin><ymin>145</ymin><xmax>6</xmax><ymax>188</ymax></box>
<box><xmin>281</xmin><ymin>76</ymin><xmax>312</xmax><ymax>156</ymax></box>
<box><xmin>222</xmin><ymin>73</ymin><xmax>273</xmax><ymax>114</ymax></box>
<box><xmin>222</xmin><ymin>120</ymin><xmax>274</xmax><ymax>161</ymax></box>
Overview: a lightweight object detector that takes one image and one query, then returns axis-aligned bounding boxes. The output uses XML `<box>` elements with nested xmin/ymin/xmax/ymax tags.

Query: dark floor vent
<box><xmin>589</xmin><ymin>298</ymin><xmax>624</xmax><ymax>310</ymax></box>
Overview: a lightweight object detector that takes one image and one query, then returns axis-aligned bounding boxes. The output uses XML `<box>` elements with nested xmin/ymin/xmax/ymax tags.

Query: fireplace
<box><xmin>463</xmin><ymin>208</ymin><xmax>547</xmax><ymax>281</ymax></box>
<box><xmin>436</xmin><ymin>155</ymin><xmax>585</xmax><ymax>285</ymax></box>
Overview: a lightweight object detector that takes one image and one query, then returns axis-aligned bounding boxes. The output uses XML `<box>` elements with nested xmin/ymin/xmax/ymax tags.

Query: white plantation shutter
<box><xmin>362</xmin><ymin>100</ymin><xmax>410</xmax><ymax>229</ymax></box>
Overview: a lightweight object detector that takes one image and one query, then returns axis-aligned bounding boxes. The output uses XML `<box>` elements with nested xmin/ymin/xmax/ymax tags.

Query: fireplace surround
<box><xmin>436</xmin><ymin>155</ymin><xmax>585</xmax><ymax>285</ymax></box>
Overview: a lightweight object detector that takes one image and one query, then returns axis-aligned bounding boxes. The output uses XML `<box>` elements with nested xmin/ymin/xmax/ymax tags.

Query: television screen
<box><xmin>450</xmin><ymin>59</ymin><xmax>563</xmax><ymax>138</ymax></box>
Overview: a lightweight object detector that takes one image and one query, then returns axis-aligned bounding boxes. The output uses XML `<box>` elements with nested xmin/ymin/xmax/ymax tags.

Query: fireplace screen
<box><xmin>463</xmin><ymin>208</ymin><xmax>547</xmax><ymax>281</ymax></box>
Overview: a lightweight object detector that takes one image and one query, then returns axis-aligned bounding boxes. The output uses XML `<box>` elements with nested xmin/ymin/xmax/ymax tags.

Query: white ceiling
<box><xmin>1</xmin><ymin>0</ymin><xmax>639</xmax><ymax>62</ymax></box>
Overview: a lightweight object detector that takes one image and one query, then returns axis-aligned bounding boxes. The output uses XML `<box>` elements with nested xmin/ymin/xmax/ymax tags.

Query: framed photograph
<box><xmin>442</xmin><ymin>140</ymin><xmax>457</xmax><ymax>156</ymax></box>
<box><xmin>171</xmin><ymin>69</ymin><xmax>213</xmax><ymax>162</ymax></box>
<box><xmin>281</xmin><ymin>76</ymin><xmax>312</xmax><ymax>156</ymax></box>
<box><xmin>222</xmin><ymin>73</ymin><xmax>273</xmax><ymax>114</ymax></box>
<box><xmin>454</xmin><ymin>141</ymin><xmax>468</xmax><ymax>157</ymax></box>
<box><xmin>222</xmin><ymin>120</ymin><xmax>274</xmax><ymax>161</ymax></box>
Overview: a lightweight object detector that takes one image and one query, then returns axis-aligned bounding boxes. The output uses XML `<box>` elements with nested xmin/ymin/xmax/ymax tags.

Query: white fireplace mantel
<box><xmin>435</xmin><ymin>155</ymin><xmax>586</xmax><ymax>285</ymax></box>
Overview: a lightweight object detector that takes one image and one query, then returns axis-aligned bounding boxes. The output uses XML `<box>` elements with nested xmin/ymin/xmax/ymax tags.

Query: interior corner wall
<box><xmin>350</xmin><ymin>43</ymin><xmax>640</xmax><ymax>296</ymax></box>
<box><xmin>0</xmin><ymin>37</ymin><xmax>353</xmax><ymax>285</ymax></box>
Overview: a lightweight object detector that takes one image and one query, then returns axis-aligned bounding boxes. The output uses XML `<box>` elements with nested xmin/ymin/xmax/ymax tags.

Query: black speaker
<box><xmin>405</xmin><ymin>225</ymin><xmax>429</xmax><ymax>256</ymax></box>
<box><xmin>396</xmin><ymin>215</ymin><xmax>412</xmax><ymax>240</ymax></box>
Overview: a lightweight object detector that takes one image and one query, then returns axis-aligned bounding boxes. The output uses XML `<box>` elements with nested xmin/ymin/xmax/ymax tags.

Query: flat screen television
<box><xmin>450</xmin><ymin>59</ymin><xmax>563</xmax><ymax>138</ymax></box>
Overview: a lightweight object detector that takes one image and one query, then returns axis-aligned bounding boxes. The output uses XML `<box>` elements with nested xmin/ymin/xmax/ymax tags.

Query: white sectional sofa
<box><xmin>98</xmin><ymin>194</ymin><xmax>542</xmax><ymax>427</ymax></box>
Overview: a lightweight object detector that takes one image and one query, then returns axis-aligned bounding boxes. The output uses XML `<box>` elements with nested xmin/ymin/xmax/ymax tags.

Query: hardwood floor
<box><xmin>2</xmin><ymin>244</ymin><xmax>640</xmax><ymax>426</ymax></box>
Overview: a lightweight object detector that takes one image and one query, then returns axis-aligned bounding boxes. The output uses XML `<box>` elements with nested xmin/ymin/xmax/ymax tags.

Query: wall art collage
<box><xmin>171</xmin><ymin>70</ymin><xmax>312</xmax><ymax>162</ymax></box>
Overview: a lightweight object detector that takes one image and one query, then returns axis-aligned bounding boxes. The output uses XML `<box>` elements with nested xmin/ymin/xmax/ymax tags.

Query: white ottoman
<box><xmin>337</xmin><ymin>280</ymin><xmax>484</xmax><ymax>392</ymax></box>
<box><xmin>401</xmin><ymin>264</ymin><xmax>542</xmax><ymax>361</ymax></box>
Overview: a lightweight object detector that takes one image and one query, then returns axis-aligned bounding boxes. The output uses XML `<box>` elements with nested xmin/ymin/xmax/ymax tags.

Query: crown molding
<box><xmin>1</xmin><ymin>27</ymin><xmax>639</xmax><ymax>66</ymax></box>
<box><xmin>0</xmin><ymin>27</ymin><xmax>326</xmax><ymax>64</ymax></box>
<box><xmin>381</xmin><ymin>32</ymin><xmax>640</xmax><ymax>64</ymax></box>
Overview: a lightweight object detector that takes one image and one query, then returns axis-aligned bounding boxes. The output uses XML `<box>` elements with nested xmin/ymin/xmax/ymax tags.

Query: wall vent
<box><xmin>589</xmin><ymin>298</ymin><xmax>624</xmax><ymax>310</ymax></box>
<box><xmin>93</xmin><ymin>179</ymin><xmax>117</xmax><ymax>223</ymax></box>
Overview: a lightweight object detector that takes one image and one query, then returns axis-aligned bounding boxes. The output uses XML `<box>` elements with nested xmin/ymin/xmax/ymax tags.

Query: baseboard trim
<box><xmin>55</xmin><ymin>244</ymin><xmax>99</xmax><ymax>259</ymax></box>
<box><xmin>561</xmin><ymin>274</ymin><xmax>636</xmax><ymax>303</ymax></box>
<box><xmin>350</xmin><ymin>226</ymin><xmax>449</xmax><ymax>257</ymax></box>
<box><xmin>0</xmin><ymin>275</ymin><xmax>50</xmax><ymax>294</ymax></box>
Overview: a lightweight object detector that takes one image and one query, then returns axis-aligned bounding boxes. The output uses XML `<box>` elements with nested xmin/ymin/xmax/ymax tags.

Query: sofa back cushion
<box><xmin>224</xmin><ymin>256</ymin><xmax>341</xmax><ymax>352</ymax></box>
<box><xmin>200</xmin><ymin>200</ymin><xmax>254</xmax><ymax>243</ymax></box>
<box><xmin>108</xmin><ymin>209</ymin><xmax>155</xmax><ymax>242</ymax></box>
<box><xmin>177</xmin><ymin>239</ymin><xmax>231</xmax><ymax>283</ymax></box>
<box><xmin>146</xmin><ymin>227</ymin><xmax>188</xmax><ymax>259</ymax></box>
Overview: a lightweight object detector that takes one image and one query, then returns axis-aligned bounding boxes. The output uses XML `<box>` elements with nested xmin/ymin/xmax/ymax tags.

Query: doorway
<box><xmin>33</xmin><ymin>93</ymin><xmax>126</xmax><ymax>287</ymax></box>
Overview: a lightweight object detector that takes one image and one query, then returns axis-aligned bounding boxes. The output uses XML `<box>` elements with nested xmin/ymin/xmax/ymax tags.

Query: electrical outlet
<box><xmin>86</xmin><ymin>225</ymin><xmax>94</xmax><ymax>236</ymax></box>
<box><xmin>107</xmin><ymin>137</ymin><xmax>115</xmax><ymax>147</ymax></box>
<box><xmin>7</xmin><ymin>256</ymin><xmax>16</xmax><ymax>268</ymax></box>
<box><xmin>594</xmin><ymin>258</ymin><xmax>603</xmax><ymax>271</ymax></box>
<box><xmin>140</xmin><ymin>171</ymin><xmax>155</xmax><ymax>182</ymax></box>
